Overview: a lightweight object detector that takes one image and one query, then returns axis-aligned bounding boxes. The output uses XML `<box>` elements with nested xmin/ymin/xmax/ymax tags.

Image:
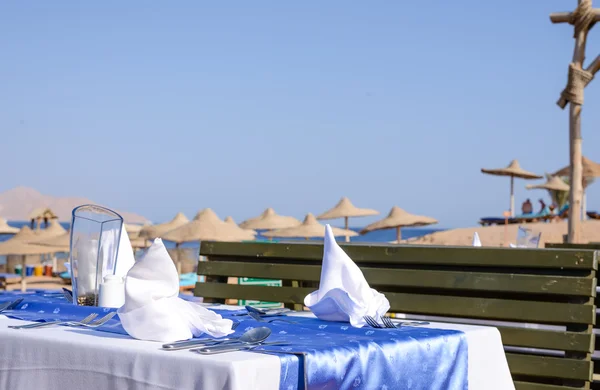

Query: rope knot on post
<box><xmin>560</xmin><ymin>62</ymin><xmax>594</xmax><ymax>106</ymax></box>
<box><xmin>570</xmin><ymin>0</ymin><xmax>596</xmax><ymax>37</ymax></box>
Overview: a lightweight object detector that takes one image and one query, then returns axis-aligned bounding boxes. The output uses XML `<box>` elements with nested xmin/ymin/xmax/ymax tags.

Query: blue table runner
<box><xmin>0</xmin><ymin>291</ymin><xmax>468</xmax><ymax>390</ymax></box>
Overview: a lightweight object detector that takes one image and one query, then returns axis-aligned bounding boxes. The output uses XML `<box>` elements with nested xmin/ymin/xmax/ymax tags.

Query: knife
<box><xmin>191</xmin><ymin>341</ymin><xmax>290</xmax><ymax>355</ymax></box>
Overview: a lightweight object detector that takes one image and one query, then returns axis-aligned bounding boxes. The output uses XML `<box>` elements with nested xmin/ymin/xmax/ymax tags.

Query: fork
<box><xmin>363</xmin><ymin>315</ymin><xmax>384</xmax><ymax>328</ymax></box>
<box><xmin>380</xmin><ymin>316</ymin><xmax>429</xmax><ymax>328</ymax></box>
<box><xmin>0</xmin><ymin>298</ymin><xmax>23</xmax><ymax>314</ymax></box>
<box><xmin>9</xmin><ymin>313</ymin><xmax>99</xmax><ymax>329</ymax></box>
<box><xmin>67</xmin><ymin>312</ymin><xmax>117</xmax><ymax>328</ymax></box>
<box><xmin>248</xmin><ymin>312</ymin><xmax>298</xmax><ymax>324</ymax></box>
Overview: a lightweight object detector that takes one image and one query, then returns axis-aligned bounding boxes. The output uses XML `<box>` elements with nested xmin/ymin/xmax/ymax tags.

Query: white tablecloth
<box><xmin>0</xmin><ymin>309</ymin><xmax>514</xmax><ymax>390</ymax></box>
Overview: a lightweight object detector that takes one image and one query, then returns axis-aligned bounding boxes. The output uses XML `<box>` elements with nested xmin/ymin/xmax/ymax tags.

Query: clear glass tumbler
<box><xmin>69</xmin><ymin>205</ymin><xmax>123</xmax><ymax>306</ymax></box>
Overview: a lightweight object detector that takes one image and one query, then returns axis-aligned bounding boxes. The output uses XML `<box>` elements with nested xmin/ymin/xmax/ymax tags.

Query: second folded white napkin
<box><xmin>117</xmin><ymin>238</ymin><xmax>234</xmax><ymax>342</ymax></box>
<box><xmin>472</xmin><ymin>232</ymin><xmax>482</xmax><ymax>247</ymax></box>
<box><xmin>304</xmin><ymin>224</ymin><xmax>390</xmax><ymax>327</ymax></box>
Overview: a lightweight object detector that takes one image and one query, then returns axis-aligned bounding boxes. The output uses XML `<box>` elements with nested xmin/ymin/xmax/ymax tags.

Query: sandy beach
<box><xmin>403</xmin><ymin>219</ymin><xmax>600</xmax><ymax>247</ymax></box>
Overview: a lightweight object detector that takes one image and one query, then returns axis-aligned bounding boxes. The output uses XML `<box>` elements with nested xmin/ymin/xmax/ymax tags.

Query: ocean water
<box><xmin>0</xmin><ymin>221</ymin><xmax>442</xmax><ymax>264</ymax></box>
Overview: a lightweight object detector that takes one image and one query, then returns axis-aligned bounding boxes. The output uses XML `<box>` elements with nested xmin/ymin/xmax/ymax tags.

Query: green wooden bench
<box><xmin>196</xmin><ymin>241</ymin><xmax>597</xmax><ymax>390</ymax></box>
<box><xmin>547</xmin><ymin>243</ymin><xmax>600</xmax><ymax>389</ymax></box>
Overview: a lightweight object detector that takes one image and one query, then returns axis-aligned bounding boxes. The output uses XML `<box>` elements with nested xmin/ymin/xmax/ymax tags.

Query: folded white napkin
<box><xmin>115</xmin><ymin>226</ymin><xmax>135</xmax><ymax>278</ymax></box>
<box><xmin>75</xmin><ymin>226</ymin><xmax>135</xmax><ymax>295</ymax></box>
<box><xmin>304</xmin><ymin>224</ymin><xmax>390</xmax><ymax>327</ymax></box>
<box><xmin>472</xmin><ymin>232</ymin><xmax>482</xmax><ymax>247</ymax></box>
<box><xmin>117</xmin><ymin>238</ymin><xmax>234</xmax><ymax>342</ymax></box>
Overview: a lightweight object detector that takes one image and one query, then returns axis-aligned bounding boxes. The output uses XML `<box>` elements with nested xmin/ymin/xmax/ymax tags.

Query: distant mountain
<box><xmin>0</xmin><ymin>186</ymin><xmax>149</xmax><ymax>224</ymax></box>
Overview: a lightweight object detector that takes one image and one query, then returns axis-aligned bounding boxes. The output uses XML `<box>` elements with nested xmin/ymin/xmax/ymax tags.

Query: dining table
<box><xmin>0</xmin><ymin>290</ymin><xmax>514</xmax><ymax>390</ymax></box>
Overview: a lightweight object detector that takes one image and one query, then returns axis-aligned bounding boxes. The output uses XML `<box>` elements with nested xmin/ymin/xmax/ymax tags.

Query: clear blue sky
<box><xmin>1</xmin><ymin>1</ymin><xmax>599</xmax><ymax>228</ymax></box>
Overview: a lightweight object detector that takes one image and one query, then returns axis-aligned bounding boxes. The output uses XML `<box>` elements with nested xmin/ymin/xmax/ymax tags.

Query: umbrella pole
<box><xmin>175</xmin><ymin>243</ymin><xmax>181</xmax><ymax>275</ymax></box>
<box><xmin>20</xmin><ymin>255</ymin><xmax>26</xmax><ymax>292</ymax></box>
<box><xmin>510</xmin><ymin>176</ymin><xmax>515</xmax><ymax>217</ymax></box>
<box><xmin>396</xmin><ymin>227</ymin><xmax>401</xmax><ymax>243</ymax></box>
<box><xmin>344</xmin><ymin>216</ymin><xmax>350</xmax><ymax>243</ymax></box>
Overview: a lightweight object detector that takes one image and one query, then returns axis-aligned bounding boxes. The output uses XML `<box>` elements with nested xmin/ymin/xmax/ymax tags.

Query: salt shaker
<box><xmin>98</xmin><ymin>274</ymin><xmax>125</xmax><ymax>308</ymax></box>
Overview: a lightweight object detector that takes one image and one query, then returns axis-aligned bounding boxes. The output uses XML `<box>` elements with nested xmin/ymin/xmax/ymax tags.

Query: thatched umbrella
<box><xmin>317</xmin><ymin>197</ymin><xmax>378</xmax><ymax>242</ymax></box>
<box><xmin>553</xmin><ymin>156</ymin><xmax>600</xmax><ymax>179</ymax></box>
<box><xmin>553</xmin><ymin>156</ymin><xmax>600</xmax><ymax>220</ymax></box>
<box><xmin>360</xmin><ymin>206</ymin><xmax>438</xmax><ymax>243</ymax></box>
<box><xmin>31</xmin><ymin>232</ymin><xmax>70</xmax><ymax>251</ymax></box>
<box><xmin>481</xmin><ymin>159</ymin><xmax>542</xmax><ymax>217</ymax></box>
<box><xmin>138</xmin><ymin>212</ymin><xmax>189</xmax><ymax>240</ymax></box>
<box><xmin>162</xmin><ymin>209</ymin><xmax>255</xmax><ymax>273</ymax></box>
<box><xmin>0</xmin><ymin>227</ymin><xmax>60</xmax><ymax>291</ymax></box>
<box><xmin>36</xmin><ymin>219</ymin><xmax>67</xmax><ymax>239</ymax></box>
<box><xmin>225</xmin><ymin>216</ymin><xmax>257</xmax><ymax>234</ymax></box>
<box><xmin>239</xmin><ymin>208</ymin><xmax>301</xmax><ymax>230</ymax></box>
<box><xmin>164</xmin><ymin>209</ymin><xmax>255</xmax><ymax>243</ymax></box>
<box><xmin>0</xmin><ymin>239</ymin><xmax>51</xmax><ymax>255</ymax></box>
<box><xmin>262</xmin><ymin>213</ymin><xmax>357</xmax><ymax>240</ymax></box>
<box><xmin>9</xmin><ymin>226</ymin><xmax>38</xmax><ymax>242</ymax></box>
<box><xmin>128</xmin><ymin>232</ymin><xmax>149</xmax><ymax>250</ymax></box>
<box><xmin>526</xmin><ymin>176</ymin><xmax>570</xmax><ymax>192</ymax></box>
<box><xmin>0</xmin><ymin>218</ymin><xmax>18</xmax><ymax>234</ymax></box>
<box><xmin>124</xmin><ymin>223</ymin><xmax>143</xmax><ymax>235</ymax></box>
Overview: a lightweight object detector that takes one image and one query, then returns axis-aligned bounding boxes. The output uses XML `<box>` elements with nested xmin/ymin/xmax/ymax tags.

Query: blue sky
<box><xmin>1</xmin><ymin>1</ymin><xmax>599</xmax><ymax>228</ymax></box>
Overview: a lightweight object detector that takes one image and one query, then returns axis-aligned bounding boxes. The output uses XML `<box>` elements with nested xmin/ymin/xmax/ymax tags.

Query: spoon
<box><xmin>162</xmin><ymin>326</ymin><xmax>271</xmax><ymax>351</ymax></box>
<box><xmin>190</xmin><ymin>327</ymin><xmax>273</xmax><ymax>355</ymax></box>
<box><xmin>232</xmin><ymin>306</ymin><xmax>290</xmax><ymax>317</ymax></box>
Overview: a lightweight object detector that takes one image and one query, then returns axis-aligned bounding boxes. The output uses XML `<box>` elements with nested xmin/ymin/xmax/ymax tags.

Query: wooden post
<box><xmin>550</xmin><ymin>1</ymin><xmax>600</xmax><ymax>243</ymax></box>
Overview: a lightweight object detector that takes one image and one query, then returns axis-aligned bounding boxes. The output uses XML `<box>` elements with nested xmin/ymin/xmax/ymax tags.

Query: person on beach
<box><xmin>521</xmin><ymin>199</ymin><xmax>533</xmax><ymax>215</ymax></box>
<box><xmin>538</xmin><ymin>199</ymin><xmax>547</xmax><ymax>214</ymax></box>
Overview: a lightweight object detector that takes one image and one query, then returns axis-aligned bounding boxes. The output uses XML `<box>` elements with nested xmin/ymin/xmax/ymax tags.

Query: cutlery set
<box><xmin>8</xmin><ymin>312</ymin><xmax>116</xmax><ymax>330</ymax></box>
<box><xmin>162</xmin><ymin>326</ymin><xmax>288</xmax><ymax>355</ymax></box>
<box><xmin>363</xmin><ymin>315</ymin><xmax>429</xmax><ymax>328</ymax></box>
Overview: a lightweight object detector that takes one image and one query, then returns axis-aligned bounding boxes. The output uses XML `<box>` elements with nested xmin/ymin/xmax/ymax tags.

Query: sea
<box><xmin>0</xmin><ymin>221</ymin><xmax>442</xmax><ymax>264</ymax></box>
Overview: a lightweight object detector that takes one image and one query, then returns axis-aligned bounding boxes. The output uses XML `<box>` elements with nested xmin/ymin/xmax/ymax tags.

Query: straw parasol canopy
<box><xmin>239</xmin><ymin>208</ymin><xmax>301</xmax><ymax>230</ymax></box>
<box><xmin>162</xmin><ymin>208</ymin><xmax>255</xmax><ymax>244</ymax></box>
<box><xmin>526</xmin><ymin>176</ymin><xmax>570</xmax><ymax>192</ymax></box>
<box><xmin>0</xmin><ymin>218</ymin><xmax>19</xmax><ymax>234</ymax></box>
<box><xmin>0</xmin><ymin>226</ymin><xmax>52</xmax><ymax>255</ymax></box>
<box><xmin>225</xmin><ymin>216</ymin><xmax>257</xmax><ymax>234</ymax></box>
<box><xmin>138</xmin><ymin>212</ymin><xmax>190</xmax><ymax>240</ymax></box>
<box><xmin>9</xmin><ymin>226</ymin><xmax>38</xmax><ymax>242</ymax></box>
<box><xmin>262</xmin><ymin>213</ymin><xmax>358</xmax><ymax>239</ymax></box>
<box><xmin>128</xmin><ymin>232</ymin><xmax>149</xmax><ymax>249</ymax></box>
<box><xmin>553</xmin><ymin>156</ymin><xmax>600</xmax><ymax>180</ymax></box>
<box><xmin>317</xmin><ymin>197</ymin><xmax>378</xmax><ymax>242</ymax></box>
<box><xmin>36</xmin><ymin>219</ymin><xmax>67</xmax><ymax>239</ymax></box>
<box><xmin>27</xmin><ymin>207</ymin><xmax>58</xmax><ymax>221</ymax></box>
<box><xmin>481</xmin><ymin>159</ymin><xmax>542</xmax><ymax>217</ymax></box>
<box><xmin>0</xmin><ymin>239</ymin><xmax>53</xmax><ymax>255</ymax></box>
<box><xmin>552</xmin><ymin>156</ymin><xmax>600</xmax><ymax>221</ymax></box>
<box><xmin>360</xmin><ymin>206</ymin><xmax>438</xmax><ymax>243</ymax></box>
<box><xmin>124</xmin><ymin>223</ymin><xmax>143</xmax><ymax>235</ymax></box>
<box><xmin>31</xmin><ymin>232</ymin><xmax>70</xmax><ymax>252</ymax></box>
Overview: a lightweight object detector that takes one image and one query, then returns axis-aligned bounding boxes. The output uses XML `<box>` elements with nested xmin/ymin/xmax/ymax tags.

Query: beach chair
<box><xmin>586</xmin><ymin>211</ymin><xmax>600</xmax><ymax>219</ymax></box>
<box><xmin>478</xmin><ymin>216</ymin><xmax>515</xmax><ymax>226</ymax></box>
<box><xmin>196</xmin><ymin>241</ymin><xmax>596</xmax><ymax>389</ymax></box>
<box><xmin>511</xmin><ymin>207</ymin><xmax>552</xmax><ymax>223</ymax></box>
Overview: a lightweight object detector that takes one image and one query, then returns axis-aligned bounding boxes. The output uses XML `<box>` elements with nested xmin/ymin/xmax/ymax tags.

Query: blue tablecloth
<box><xmin>0</xmin><ymin>291</ymin><xmax>468</xmax><ymax>389</ymax></box>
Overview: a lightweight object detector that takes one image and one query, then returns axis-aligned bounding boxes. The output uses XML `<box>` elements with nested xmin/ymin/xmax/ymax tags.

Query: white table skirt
<box><xmin>0</xmin><ymin>309</ymin><xmax>514</xmax><ymax>390</ymax></box>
